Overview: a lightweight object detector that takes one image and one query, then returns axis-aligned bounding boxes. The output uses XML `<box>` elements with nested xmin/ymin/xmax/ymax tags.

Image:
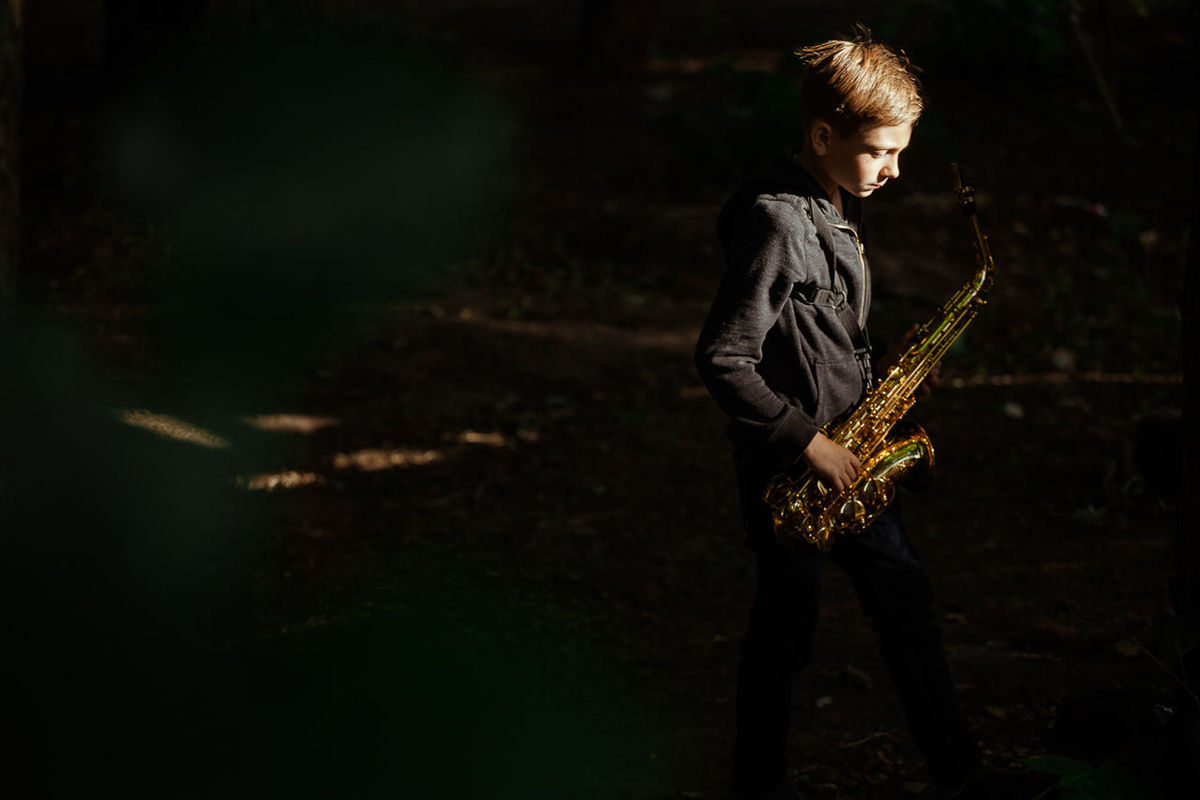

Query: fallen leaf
<box><xmin>844</xmin><ymin>663</ymin><xmax>874</xmax><ymax>691</ymax></box>
<box><xmin>1115</xmin><ymin>638</ymin><xmax>1140</xmax><ymax>656</ymax></box>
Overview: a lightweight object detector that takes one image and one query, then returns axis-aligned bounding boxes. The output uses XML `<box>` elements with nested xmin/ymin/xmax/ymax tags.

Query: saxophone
<box><xmin>764</xmin><ymin>164</ymin><xmax>995</xmax><ymax>551</ymax></box>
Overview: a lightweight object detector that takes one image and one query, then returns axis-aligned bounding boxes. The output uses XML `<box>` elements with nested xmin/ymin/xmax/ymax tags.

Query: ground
<box><xmin>11</xmin><ymin>2</ymin><xmax>1195</xmax><ymax>798</ymax></box>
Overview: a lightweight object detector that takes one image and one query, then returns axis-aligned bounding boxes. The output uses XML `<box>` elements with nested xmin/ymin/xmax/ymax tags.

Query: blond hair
<box><xmin>795</xmin><ymin>26</ymin><xmax>923</xmax><ymax>135</ymax></box>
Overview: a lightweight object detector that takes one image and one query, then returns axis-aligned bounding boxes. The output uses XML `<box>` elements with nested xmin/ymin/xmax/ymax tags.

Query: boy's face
<box><xmin>812</xmin><ymin>121</ymin><xmax>912</xmax><ymax>198</ymax></box>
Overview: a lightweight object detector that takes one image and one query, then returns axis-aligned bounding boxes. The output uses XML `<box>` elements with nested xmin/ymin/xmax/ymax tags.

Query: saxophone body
<box><xmin>764</xmin><ymin>165</ymin><xmax>995</xmax><ymax>551</ymax></box>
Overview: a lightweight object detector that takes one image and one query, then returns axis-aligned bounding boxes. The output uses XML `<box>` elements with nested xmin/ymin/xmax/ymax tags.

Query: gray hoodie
<box><xmin>695</xmin><ymin>147</ymin><xmax>873</xmax><ymax>471</ymax></box>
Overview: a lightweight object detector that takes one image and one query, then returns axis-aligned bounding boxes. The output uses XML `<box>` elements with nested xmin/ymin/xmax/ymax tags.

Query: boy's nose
<box><xmin>882</xmin><ymin>157</ymin><xmax>900</xmax><ymax>180</ymax></box>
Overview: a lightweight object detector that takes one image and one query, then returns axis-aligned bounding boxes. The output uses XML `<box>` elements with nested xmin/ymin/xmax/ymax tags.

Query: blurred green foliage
<box><xmin>1027</xmin><ymin>755</ymin><xmax>1152</xmax><ymax>799</ymax></box>
<box><xmin>2</xmin><ymin>22</ymin><xmax>649</xmax><ymax>798</ymax></box>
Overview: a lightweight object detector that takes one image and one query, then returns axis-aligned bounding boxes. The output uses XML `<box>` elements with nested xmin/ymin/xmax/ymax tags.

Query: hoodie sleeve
<box><xmin>694</xmin><ymin>198</ymin><xmax>821</xmax><ymax>461</ymax></box>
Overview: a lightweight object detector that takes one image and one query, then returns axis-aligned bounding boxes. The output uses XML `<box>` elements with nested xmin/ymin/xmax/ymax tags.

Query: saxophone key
<box><xmin>838</xmin><ymin>497</ymin><xmax>867</xmax><ymax>525</ymax></box>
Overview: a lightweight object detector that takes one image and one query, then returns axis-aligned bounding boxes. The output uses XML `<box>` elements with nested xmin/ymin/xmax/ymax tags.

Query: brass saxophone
<box><xmin>764</xmin><ymin>164</ymin><xmax>995</xmax><ymax>551</ymax></box>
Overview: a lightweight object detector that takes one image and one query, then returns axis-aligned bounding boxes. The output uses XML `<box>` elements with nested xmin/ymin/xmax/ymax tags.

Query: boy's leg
<box><xmin>830</xmin><ymin>508</ymin><xmax>982</xmax><ymax>790</ymax></box>
<box><xmin>732</xmin><ymin>469</ymin><xmax>827</xmax><ymax>798</ymax></box>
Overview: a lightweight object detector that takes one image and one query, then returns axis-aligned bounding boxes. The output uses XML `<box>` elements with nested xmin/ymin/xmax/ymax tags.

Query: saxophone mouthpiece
<box><xmin>951</xmin><ymin>163</ymin><xmax>977</xmax><ymax>218</ymax></box>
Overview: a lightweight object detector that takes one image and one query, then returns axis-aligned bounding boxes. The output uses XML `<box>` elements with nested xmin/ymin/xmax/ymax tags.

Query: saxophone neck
<box><xmin>952</xmin><ymin>163</ymin><xmax>975</xmax><ymax>215</ymax></box>
<box><xmin>970</xmin><ymin>229</ymin><xmax>995</xmax><ymax>299</ymax></box>
<box><xmin>954</xmin><ymin>163</ymin><xmax>995</xmax><ymax>299</ymax></box>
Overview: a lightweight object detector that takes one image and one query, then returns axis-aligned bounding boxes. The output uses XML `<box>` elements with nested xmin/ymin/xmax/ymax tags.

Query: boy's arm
<box><xmin>694</xmin><ymin>201</ymin><xmax>821</xmax><ymax>465</ymax></box>
<box><xmin>695</xmin><ymin>202</ymin><xmax>864</xmax><ymax>489</ymax></box>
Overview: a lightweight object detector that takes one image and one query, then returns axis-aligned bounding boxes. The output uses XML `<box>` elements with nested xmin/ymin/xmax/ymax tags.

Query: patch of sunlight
<box><xmin>455</xmin><ymin>430</ymin><xmax>510</xmax><ymax>446</ymax></box>
<box><xmin>238</xmin><ymin>471</ymin><xmax>324</xmax><ymax>491</ymax></box>
<box><xmin>243</xmin><ymin>413</ymin><xmax>340</xmax><ymax>434</ymax></box>
<box><xmin>118</xmin><ymin>409</ymin><xmax>230</xmax><ymax>449</ymax></box>
<box><xmin>453</xmin><ymin>315</ymin><xmax>694</xmax><ymax>352</ymax></box>
<box><xmin>332</xmin><ymin>448</ymin><xmax>445</xmax><ymax>472</ymax></box>
<box><xmin>946</xmin><ymin>371</ymin><xmax>1183</xmax><ymax>388</ymax></box>
<box><xmin>322</xmin><ymin>432</ymin><xmax>511</xmax><ymax>476</ymax></box>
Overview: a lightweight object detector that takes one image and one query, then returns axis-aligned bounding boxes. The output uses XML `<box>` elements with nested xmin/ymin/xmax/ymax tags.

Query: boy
<box><xmin>694</xmin><ymin>30</ymin><xmax>1041</xmax><ymax>800</ymax></box>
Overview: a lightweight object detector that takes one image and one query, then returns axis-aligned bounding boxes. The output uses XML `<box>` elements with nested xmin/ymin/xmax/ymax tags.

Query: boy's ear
<box><xmin>810</xmin><ymin>120</ymin><xmax>833</xmax><ymax>156</ymax></box>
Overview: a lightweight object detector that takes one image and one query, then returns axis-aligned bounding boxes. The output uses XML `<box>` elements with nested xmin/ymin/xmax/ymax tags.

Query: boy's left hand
<box><xmin>920</xmin><ymin>363</ymin><xmax>941</xmax><ymax>395</ymax></box>
<box><xmin>879</xmin><ymin>324</ymin><xmax>939</xmax><ymax>395</ymax></box>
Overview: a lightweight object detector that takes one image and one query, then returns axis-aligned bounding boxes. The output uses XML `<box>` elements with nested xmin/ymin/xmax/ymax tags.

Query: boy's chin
<box><xmin>852</xmin><ymin>183</ymin><xmax>885</xmax><ymax>197</ymax></box>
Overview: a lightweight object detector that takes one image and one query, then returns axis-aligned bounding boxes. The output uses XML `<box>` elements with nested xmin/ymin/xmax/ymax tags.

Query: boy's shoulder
<box><xmin>718</xmin><ymin>149</ymin><xmax>826</xmax><ymax>248</ymax></box>
<box><xmin>731</xmin><ymin>148</ymin><xmax>820</xmax><ymax>210</ymax></box>
<box><xmin>720</xmin><ymin>149</ymin><xmax>864</xmax><ymax>242</ymax></box>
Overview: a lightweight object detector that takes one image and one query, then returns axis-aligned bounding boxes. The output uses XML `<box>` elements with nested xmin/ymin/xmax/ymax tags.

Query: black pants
<box><xmin>732</xmin><ymin>468</ymin><xmax>981</xmax><ymax>796</ymax></box>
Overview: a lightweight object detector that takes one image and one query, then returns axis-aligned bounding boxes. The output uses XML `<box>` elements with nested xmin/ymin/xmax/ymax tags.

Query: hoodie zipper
<box><xmin>827</xmin><ymin>220</ymin><xmax>868</xmax><ymax>326</ymax></box>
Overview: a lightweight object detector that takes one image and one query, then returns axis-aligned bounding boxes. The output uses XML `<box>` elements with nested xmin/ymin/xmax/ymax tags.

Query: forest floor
<box><xmin>14</xmin><ymin>4</ymin><xmax>1196</xmax><ymax>799</ymax></box>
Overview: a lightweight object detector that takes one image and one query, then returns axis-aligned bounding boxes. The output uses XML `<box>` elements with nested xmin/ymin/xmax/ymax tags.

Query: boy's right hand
<box><xmin>802</xmin><ymin>432</ymin><xmax>862</xmax><ymax>492</ymax></box>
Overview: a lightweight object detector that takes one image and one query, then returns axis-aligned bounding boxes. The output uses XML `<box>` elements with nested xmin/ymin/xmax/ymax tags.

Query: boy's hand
<box><xmin>803</xmin><ymin>432</ymin><xmax>861</xmax><ymax>492</ymax></box>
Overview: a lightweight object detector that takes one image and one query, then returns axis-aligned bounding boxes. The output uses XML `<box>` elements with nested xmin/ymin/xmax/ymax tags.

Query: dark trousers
<box><xmin>732</xmin><ymin>468</ymin><xmax>981</xmax><ymax>796</ymax></box>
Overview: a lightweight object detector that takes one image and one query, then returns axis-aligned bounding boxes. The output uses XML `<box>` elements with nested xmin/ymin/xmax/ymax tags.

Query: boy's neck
<box><xmin>794</xmin><ymin>148</ymin><xmax>844</xmax><ymax>217</ymax></box>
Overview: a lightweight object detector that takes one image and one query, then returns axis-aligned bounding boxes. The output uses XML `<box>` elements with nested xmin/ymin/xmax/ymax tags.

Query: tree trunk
<box><xmin>0</xmin><ymin>0</ymin><xmax>21</xmax><ymax>296</ymax></box>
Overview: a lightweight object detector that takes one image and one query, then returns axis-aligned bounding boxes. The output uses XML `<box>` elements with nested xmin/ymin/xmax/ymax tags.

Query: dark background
<box><xmin>1</xmin><ymin>1</ymin><xmax>1196</xmax><ymax>798</ymax></box>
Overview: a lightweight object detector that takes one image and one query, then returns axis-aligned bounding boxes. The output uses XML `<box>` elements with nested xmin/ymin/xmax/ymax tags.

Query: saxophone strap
<box><xmin>796</xmin><ymin>196</ymin><xmax>876</xmax><ymax>390</ymax></box>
